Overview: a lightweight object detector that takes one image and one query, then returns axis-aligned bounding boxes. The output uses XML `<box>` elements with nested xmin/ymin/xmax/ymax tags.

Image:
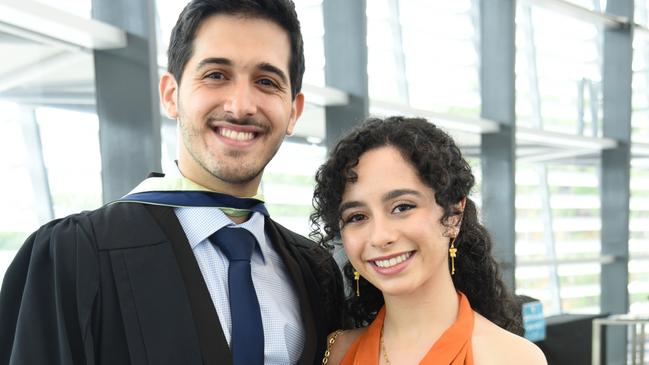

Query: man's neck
<box><xmin>176</xmin><ymin>163</ymin><xmax>261</xmax><ymax>198</ymax></box>
<box><xmin>229</xmin><ymin>213</ymin><xmax>252</xmax><ymax>225</ymax></box>
<box><xmin>174</xmin><ymin>163</ymin><xmax>264</xmax><ymax>224</ymax></box>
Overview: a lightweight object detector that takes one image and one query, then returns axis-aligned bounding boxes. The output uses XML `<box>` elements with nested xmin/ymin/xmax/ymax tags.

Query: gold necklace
<box><xmin>380</xmin><ymin>324</ymin><xmax>391</xmax><ymax>365</ymax></box>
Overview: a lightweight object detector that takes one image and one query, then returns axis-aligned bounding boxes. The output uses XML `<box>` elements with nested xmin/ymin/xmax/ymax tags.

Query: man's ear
<box><xmin>286</xmin><ymin>92</ymin><xmax>304</xmax><ymax>135</ymax></box>
<box><xmin>160</xmin><ymin>72</ymin><xmax>179</xmax><ymax>119</ymax></box>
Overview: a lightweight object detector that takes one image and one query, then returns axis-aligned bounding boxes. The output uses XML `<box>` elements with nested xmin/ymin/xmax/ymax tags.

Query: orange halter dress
<box><xmin>340</xmin><ymin>292</ymin><xmax>474</xmax><ymax>365</ymax></box>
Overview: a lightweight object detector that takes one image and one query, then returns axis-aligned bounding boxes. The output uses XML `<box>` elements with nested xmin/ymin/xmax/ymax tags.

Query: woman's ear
<box><xmin>447</xmin><ymin>197</ymin><xmax>467</xmax><ymax>236</ymax></box>
<box><xmin>459</xmin><ymin>197</ymin><xmax>467</xmax><ymax>212</ymax></box>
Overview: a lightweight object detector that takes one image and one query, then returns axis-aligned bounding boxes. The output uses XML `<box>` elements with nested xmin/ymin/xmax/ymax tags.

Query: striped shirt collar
<box><xmin>178</xmin><ymin>206</ymin><xmax>268</xmax><ymax>263</ymax></box>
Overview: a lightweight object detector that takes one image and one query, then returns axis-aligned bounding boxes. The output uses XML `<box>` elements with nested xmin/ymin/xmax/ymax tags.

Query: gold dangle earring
<box><xmin>354</xmin><ymin>270</ymin><xmax>361</xmax><ymax>297</ymax></box>
<box><xmin>449</xmin><ymin>236</ymin><xmax>458</xmax><ymax>275</ymax></box>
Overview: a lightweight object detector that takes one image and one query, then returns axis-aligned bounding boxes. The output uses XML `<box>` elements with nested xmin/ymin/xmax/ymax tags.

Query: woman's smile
<box><xmin>368</xmin><ymin>250</ymin><xmax>416</xmax><ymax>275</ymax></box>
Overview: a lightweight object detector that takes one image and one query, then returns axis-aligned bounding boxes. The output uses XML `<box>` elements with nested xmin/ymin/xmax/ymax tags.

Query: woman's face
<box><xmin>339</xmin><ymin>145</ymin><xmax>453</xmax><ymax>298</ymax></box>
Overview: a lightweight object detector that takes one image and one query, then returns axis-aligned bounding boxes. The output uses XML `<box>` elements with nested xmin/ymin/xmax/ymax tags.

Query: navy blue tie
<box><xmin>209</xmin><ymin>227</ymin><xmax>264</xmax><ymax>364</ymax></box>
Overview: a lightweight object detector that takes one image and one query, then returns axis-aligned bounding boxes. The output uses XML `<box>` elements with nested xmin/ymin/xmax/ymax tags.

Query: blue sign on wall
<box><xmin>522</xmin><ymin>301</ymin><xmax>546</xmax><ymax>342</ymax></box>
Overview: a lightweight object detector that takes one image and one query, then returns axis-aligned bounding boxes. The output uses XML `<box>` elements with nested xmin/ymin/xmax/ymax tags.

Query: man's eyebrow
<box><xmin>258</xmin><ymin>62</ymin><xmax>288</xmax><ymax>85</ymax></box>
<box><xmin>195</xmin><ymin>57</ymin><xmax>231</xmax><ymax>71</ymax></box>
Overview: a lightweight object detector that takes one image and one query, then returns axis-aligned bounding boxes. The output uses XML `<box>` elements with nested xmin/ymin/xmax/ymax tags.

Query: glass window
<box><xmin>629</xmin><ymin>164</ymin><xmax>649</xmax><ymax>313</ymax></box>
<box><xmin>263</xmin><ymin>139</ymin><xmax>326</xmax><ymax>236</ymax></box>
<box><xmin>37</xmin><ymin>108</ymin><xmax>102</xmax><ymax>218</ymax></box>
<box><xmin>34</xmin><ymin>0</ymin><xmax>92</xmax><ymax>18</ymax></box>
<box><xmin>295</xmin><ymin>0</ymin><xmax>325</xmax><ymax>87</ymax></box>
<box><xmin>630</xmin><ymin>4</ymin><xmax>649</xmax><ymax>313</ymax></box>
<box><xmin>513</xmin><ymin>1</ymin><xmax>611</xmax><ymax>315</ymax></box>
<box><xmin>516</xmin><ymin>3</ymin><xmax>602</xmax><ymax>135</ymax></box>
<box><xmin>0</xmin><ymin>27</ymin><xmax>100</xmax><ymax>281</ymax></box>
<box><xmin>515</xmin><ymin>162</ymin><xmax>602</xmax><ymax>315</ymax></box>
<box><xmin>561</xmin><ymin>0</ymin><xmax>606</xmax><ymax>11</ymax></box>
<box><xmin>636</xmin><ymin>0</ymin><xmax>649</xmax><ymax>27</ymax></box>
<box><xmin>0</xmin><ymin>102</ymin><xmax>40</xmax><ymax>277</ymax></box>
<box><xmin>367</xmin><ymin>0</ymin><xmax>480</xmax><ymax>117</ymax></box>
<box><xmin>155</xmin><ymin>0</ymin><xmax>190</xmax><ymax>67</ymax></box>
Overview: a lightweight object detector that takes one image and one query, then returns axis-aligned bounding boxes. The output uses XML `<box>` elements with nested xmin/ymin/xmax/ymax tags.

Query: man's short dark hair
<box><xmin>167</xmin><ymin>0</ymin><xmax>305</xmax><ymax>99</ymax></box>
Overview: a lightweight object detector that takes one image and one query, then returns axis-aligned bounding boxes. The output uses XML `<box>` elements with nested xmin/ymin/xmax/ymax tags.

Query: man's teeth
<box><xmin>373</xmin><ymin>252</ymin><xmax>412</xmax><ymax>268</ymax></box>
<box><xmin>219</xmin><ymin>128</ymin><xmax>254</xmax><ymax>141</ymax></box>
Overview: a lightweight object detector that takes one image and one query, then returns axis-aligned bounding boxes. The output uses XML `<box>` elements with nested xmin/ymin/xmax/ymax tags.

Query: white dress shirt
<box><xmin>175</xmin><ymin>207</ymin><xmax>305</xmax><ymax>364</ymax></box>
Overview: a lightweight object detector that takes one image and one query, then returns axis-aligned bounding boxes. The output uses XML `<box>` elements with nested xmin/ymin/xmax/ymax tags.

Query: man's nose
<box><xmin>223</xmin><ymin>81</ymin><xmax>257</xmax><ymax>119</ymax></box>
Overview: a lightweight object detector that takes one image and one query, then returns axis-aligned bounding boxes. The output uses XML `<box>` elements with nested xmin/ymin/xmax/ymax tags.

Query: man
<box><xmin>0</xmin><ymin>1</ymin><xmax>345</xmax><ymax>364</ymax></box>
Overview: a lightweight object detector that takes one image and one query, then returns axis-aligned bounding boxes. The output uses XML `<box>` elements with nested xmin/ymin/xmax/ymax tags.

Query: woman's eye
<box><xmin>393</xmin><ymin>203</ymin><xmax>415</xmax><ymax>213</ymax></box>
<box><xmin>344</xmin><ymin>213</ymin><xmax>366</xmax><ymax>224</ymax></box>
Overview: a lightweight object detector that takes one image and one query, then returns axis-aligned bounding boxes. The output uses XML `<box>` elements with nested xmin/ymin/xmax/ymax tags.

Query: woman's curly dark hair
<box><xmin>310</xmin><ymin>116</ymin><xmax>523</xmax><ymax>335</ymax></box>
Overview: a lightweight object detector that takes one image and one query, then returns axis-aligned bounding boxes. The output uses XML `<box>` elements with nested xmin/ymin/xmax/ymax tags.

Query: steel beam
<box><xmin>600</xmin><ymin>0</ymin><xmax>633</xmax><ymax>363</ymax></box>
<box><xmin>92</xmin><ymin>0</ymin><xmax>161</xmax><ymax>202</ymax></box>
<box><xmin>323</xmin><ymin>0</ymin><xmax>368</xmax><ymax>149</ymax></box>
<box><xmin>479</xmin><ymin>0</ymin><xmax>517</xmax><ymax>290</ymax></box>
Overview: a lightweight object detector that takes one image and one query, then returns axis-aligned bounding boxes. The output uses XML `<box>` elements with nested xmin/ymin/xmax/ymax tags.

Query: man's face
<box><xmin>161</xmin><ymin>14</ymin><xmax>304</xmax><ymax>195</ymax></box>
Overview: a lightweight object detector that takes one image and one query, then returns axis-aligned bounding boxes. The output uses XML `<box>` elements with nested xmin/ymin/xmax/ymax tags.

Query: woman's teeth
<box><xmin>373</xmin><ymin>251</ymin><xmax>413</xmax><ymax>268</ymax></box>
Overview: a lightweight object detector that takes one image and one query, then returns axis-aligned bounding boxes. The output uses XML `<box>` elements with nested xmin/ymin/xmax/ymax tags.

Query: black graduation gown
<box><xmin>0</xmin><ymin>202</ymin><xmax>345</xmax><ymax>365</ymax></box>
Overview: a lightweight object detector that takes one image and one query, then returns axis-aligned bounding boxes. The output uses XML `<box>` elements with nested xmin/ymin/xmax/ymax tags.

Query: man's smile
<box><xmin>217</xmin><ymin>126</ymin><xmax>256</xmax><ymax>142</ymax></box>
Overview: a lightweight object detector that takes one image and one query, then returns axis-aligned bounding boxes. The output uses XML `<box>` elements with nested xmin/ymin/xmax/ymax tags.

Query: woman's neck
<box><xmin>380</xmin><ymin>273</ymin><xmax>460</xmax><ymax>361</ymax></box>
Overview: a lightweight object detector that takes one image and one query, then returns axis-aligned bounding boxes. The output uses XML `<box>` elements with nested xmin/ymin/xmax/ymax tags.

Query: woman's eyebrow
<box><xmin>339</xmin><ymin>189</ymin><xmax>421</xmax><ymax>214</ymax></box>
<box><xmin>382</xmin><ymin>189</ymin><xmax>421</xmax><ymax>202</ymax></box>
<box><xmin>339</xmin><ymin>200</ymin><xmax>364</xmax><ymax>214</ymax></box>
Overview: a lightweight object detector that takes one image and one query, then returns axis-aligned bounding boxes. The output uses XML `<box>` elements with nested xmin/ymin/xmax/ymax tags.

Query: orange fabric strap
<box><xmin>340</xmin><ymin>292</ymin><xmax>474</xmax><ymax>365</ymax></box>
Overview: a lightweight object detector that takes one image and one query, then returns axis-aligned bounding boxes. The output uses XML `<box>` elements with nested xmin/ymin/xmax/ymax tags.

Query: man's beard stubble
<box><xmin>178</xmin><ymin>113</ymin><xmax>281</xmax><ymax>185</ymax></box>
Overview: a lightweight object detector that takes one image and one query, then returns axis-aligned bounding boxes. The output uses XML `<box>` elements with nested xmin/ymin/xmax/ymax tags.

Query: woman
<box><xmin>311</xmin><ymin>116</ymin><xmax>546</xmax><ymax>364</ymax></box>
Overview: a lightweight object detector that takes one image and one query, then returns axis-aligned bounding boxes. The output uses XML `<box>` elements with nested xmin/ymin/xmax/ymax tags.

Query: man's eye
<box><xmin>205</xmin><ymin>72</ymin><xmax>225</xmax><ymax>80</ymax></box>
<box><xmin>393</xmin><ymin>204</ymin><xmax>415</xmax><ymax>213</ymax></box>
<box><xmin>258</xmin><ymin>78</ymin><xmax>278</xmax><ymax>88</ymax></box>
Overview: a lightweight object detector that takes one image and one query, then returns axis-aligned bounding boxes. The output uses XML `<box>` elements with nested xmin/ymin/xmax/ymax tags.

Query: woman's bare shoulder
<box><xmin>473</xmin><ymin>313</ymin><xmax>547</xmax><ymax>365</ymax></box>
<box><xmin>323</xmin><ymin>328</ymin><xmax>367</xmax><ymax>365</ymax></box>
